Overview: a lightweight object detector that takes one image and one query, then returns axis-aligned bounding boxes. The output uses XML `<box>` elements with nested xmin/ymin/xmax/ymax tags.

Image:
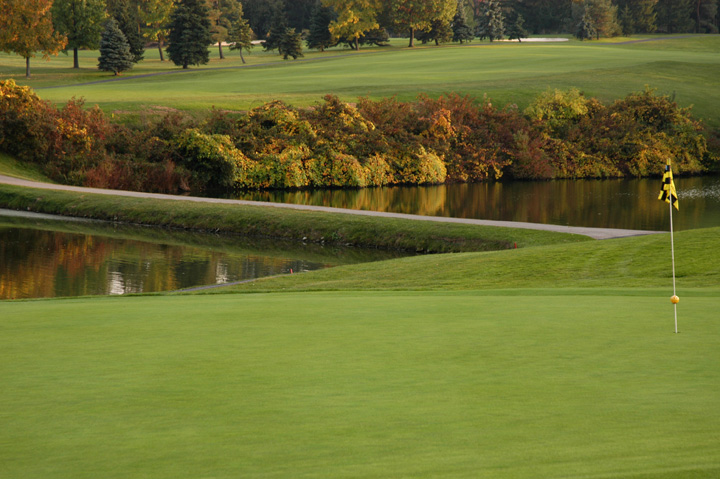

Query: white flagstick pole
<box><xmin>669</xmin><ymin>195</ymin><xmax>678</xmax><ymax>334</ymax></box>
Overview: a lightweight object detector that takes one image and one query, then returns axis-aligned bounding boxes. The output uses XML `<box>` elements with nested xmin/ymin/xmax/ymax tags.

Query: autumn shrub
<box><xmin>0</xmin><ymin>80</ymin><xmax>53</xmax><ymax>163</ymax></box>
<box><xmin>175</xmin><ymin>129</ymin><xmax>247</xmax><ymax>190</ymax></box>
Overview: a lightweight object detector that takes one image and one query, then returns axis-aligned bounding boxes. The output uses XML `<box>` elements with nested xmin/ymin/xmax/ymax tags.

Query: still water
<box><xmin>0</xmin><ymin>213</ymin><xmax>404</xmax><ymax>300</ymax></box>
<box><xmin>233</xmin><ymin>176</ymin><xmax>720</xmax><ymax>231</ymax></box>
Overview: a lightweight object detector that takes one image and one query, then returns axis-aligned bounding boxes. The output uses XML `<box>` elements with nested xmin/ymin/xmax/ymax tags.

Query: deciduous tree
<box><xmin>52</xmin><ymin>0</ymin><xmax>107</xmax><ymax>68</ymax></box>
<box><xmin>0</xmin><ymin>0</ymin><xmax>67</xmax><ymax>77</ymax></box>
<box><xmin>166</xmin><ymin>0</ymin><xmax>212</xmax><ymax>68</ymax></box>
<box><xmin>322</xmin><ymin>0</ymin><xmax>382</xmax><ymax>51</ymax></box>
<box><xmin>138</xmin><ymin>0</ymin><xmax>173</xmax><ymax>61</ymax></box>
<box><xmin>227</xmin><ymin>12</ymin><xmax>254</xmax><ymax>63</ymax></box>
<box><xmin>388</xmin><ymin>0</ymin><xmax>456</xmax><ymax>47</ymax></box>
<box><xmin>206</xmin><ymin>0</ymin><xmax>242</xmax><ymax>59</ymax></box>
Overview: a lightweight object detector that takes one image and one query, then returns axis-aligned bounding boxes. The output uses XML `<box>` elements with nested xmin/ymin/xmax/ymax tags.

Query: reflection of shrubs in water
<box><xmin>1</xmin><ymin>79</ymin><xmax>717</xmax><ymax>192</ymax></box>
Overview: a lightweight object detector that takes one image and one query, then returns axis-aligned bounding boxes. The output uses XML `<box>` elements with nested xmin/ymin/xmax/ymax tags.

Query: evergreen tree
<box><xmin>656</xmin><ymin>0</ymin><xmax>694</xmax><ymax>33</ymax></box>
<box><xmin>52</xmin><ymin>0</ymin><xmax>107</xmax><ymax>69</ymax></box>
<box><xmin>507</xmin><ymin>13</ymin><xmax>529</xmax><ymax>42</ymax></box>
<box><xmin>107</xmin><ymin>0</ymin><xmax>145</xmax><ymax>63</ymax></box>
<box><xmin>452</xmin><ymin>2</ymin><xmax>474</xmax><ymax>43</ymax></box>
<box><xmin>306</xmin><ymin>4</ymin><xmax>335</xmax><ymax>51</ymax></box>
<box><xmin>575</xmin><ymin>9</ymin><xmax>596</xmax><ymax>40</ymax></box>
<box><xmin>278</xmin><ymin>27</ymin><xmax>303</xmax><ymax>59</ymax></box>
<box><xmin>227</xmin><ymin>13</ymin><xmax>253</xmax><ymax>63</ymax></box>
<box><xmin>695</xmin><ymin>0</ymin><xmax>719</xmax><ymax>33</ymax></box>
<box><xmin>615</xmin><ymin>0</ymin><xmax>657</xmax><ymax>34</ymax></box>
<box><xmin>263</xmin><ymin>7</ymin><xmax>288</xmax><ymax>51</ymax></box>
<box><xmin>482</xmin><ymin>0</ymin><xmax>505</xmax><ymax>41</ymax></box>
<box><xmin>98</xmin><ymin>19</ymin><xmax>134</xmax><ymax>75</ymax></box>
<box><xmin>166</xmin><ymin>0</ymin><xmax>212</xmax><ymax>69</ymax></box>
<box><xmin>619</xmin><ymin>4</ymin><xmax>634</xmax><ymax>35</ymax></box>
<box><xmin>582</xmin><ymin>0</ymin><xmax>621</xmax><ymax>39</ymax></box>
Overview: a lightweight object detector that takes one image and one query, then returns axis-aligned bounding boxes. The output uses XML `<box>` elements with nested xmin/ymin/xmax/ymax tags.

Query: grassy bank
<box><xmin>2</xmin><ymin>291</ymin><xmax>719</xmax><ymax>478</ymax></box>
<box><xmin>4</xmin><ymin>35</ymin><xmax>719</xmax><ymax>127</ymax></box>
<box><xmin>0</xmin><ymin>184</ymin><xmax>588</xmax><ymax>252</ymax></box>
<box><xmin>214</xmin><ymin>226</ymin><xmax>720</xmax><ymax>293</ymax></box>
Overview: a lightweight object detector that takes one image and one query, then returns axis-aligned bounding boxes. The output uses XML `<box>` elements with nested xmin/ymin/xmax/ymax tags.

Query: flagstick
<box><xmin>669</xmin><ymin>198</ymin><xmax>678</xmax><ymax>334</ymax></box>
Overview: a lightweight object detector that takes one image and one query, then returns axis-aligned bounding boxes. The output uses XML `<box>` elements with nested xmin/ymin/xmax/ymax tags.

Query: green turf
<box><xmin>1</xmin><ymin>291</ymin><xmax>718</xmax><ymax>478</ymax></box>
<box><xmin>3</xmin><ymin>35</ymin><xmax>719</xmax><ymax>126</ymax></box>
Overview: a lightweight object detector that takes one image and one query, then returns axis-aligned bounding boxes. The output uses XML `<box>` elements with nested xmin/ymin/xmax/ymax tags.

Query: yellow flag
<box><xmin>659</xmin><ymin>160</ymin><xmax>679</xmax><ymax>210</ymax></box>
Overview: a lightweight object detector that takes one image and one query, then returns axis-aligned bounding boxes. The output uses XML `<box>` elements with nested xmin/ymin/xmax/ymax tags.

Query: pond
<box><xmin>0</xmin><ymin>211</ymin><xmax>405</xmax><ymax>300</ymax></box>
<box><xmin>231</xmin><ymin>176</ymin><xmax>720</xmax><ymax>231</ymax></box>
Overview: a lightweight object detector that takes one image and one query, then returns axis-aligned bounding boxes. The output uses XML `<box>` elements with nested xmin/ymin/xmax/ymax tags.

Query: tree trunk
<box><xmin>354</xmin><ymin>37</ymin><xmax>359</xmax><ymax>50</ymax></box>
<box><xmin>408</xmin><ymin>28</ymin><xmax>415</xmax><ymax>47</ymax></box>
<box><xmin>183</xmin><ymin>63</ymin><xmax>188</xmax><ymax>69</ymax></box>
<box><xmin>73</xmin><ymin>48</ymin><xmax>80</xmax><ymax>69</ymax></box>
<box><xmin>25</xmin><ymin>57</ymin><xmax>30</xmax><ymax>78</ymax></box>
<box><xmin>158</xmin><ymin>39</ymin><xmax>165</xmax><ymax>62</ymax></box>
<box><xmin>218</xmin><ymin>42</ymin><xmax>224</xmax><ymax>59</ymax></box>
<box><xmin>696</xmin><ymin>0</ymin><xmax>701</xmax><ymax>33</ymax></box>
<box><xmin>240</xmin><ymin>50</ymin><xmax>246</xmax><ymax>64</ymax></box>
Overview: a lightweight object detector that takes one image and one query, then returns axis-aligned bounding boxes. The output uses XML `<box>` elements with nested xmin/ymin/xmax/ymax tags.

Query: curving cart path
<box><xmin>0</xmin><ymin>174</ymin><xmax>662</xmax><ymax>240</ymax></box>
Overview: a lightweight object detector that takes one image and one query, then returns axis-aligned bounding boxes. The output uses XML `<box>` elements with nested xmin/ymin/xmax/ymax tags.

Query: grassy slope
<box><xmin>217</xmin><ymin>226</ymin><xmax>720</xmax><ymax>293</ymax></box>
<box><xmin>3</xmin><ymin>35</ymin><xmax>719</xmax><ymax>127</ymax></box>
<box><xmin>0</xmin><ymin>184</ymin><xmax>588</xmax><ymax>252</ymax></box>
<box><xmin>0</xmin><ymin>153</ymin><xmax>53</xmax><ymax>183</ymax></box>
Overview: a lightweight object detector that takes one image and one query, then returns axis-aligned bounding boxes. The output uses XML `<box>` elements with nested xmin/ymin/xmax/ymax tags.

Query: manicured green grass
<box><xmin>0</xmin><ymin>184</ymin><xmax>589</xmax><ymax>252</ymax></box>
<box><xmin>3</xmin><ymin>35</ymin><xmax>719</xmax><ymax>126</ymax></box>
<box><xmin>2</xmin><ymin>291</ymin><xmax>719</xmax><ymax>478</ymax></box>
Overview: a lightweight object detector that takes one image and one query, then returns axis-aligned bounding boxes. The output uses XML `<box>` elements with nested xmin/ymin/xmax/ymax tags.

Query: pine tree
<box><xmin>656</xmin><ymin>0</ymin><xmax>693</xmax><ymax>33</ymax></box>
<box><xmin>107</xmin><ymin>0</ymin><xmax>145</xmax><ymax>63</ymax></box>
<box><xmin>227</xmin><ymin>15</ymin><xmax>253</xmax><ymax>63</ymax></box>
<box><xmin>263</xmin><ymin>7</ymin><xmax>287</xmax><ymax>51</ymax></box>
<box><xmin>98</xmin><ymin>19</ymin><xmax>134</xmax><ymax>75</ymax></box>
<box><xmin>166</xmin><ymin>0</ymin><xmax>212</xmax><ymax>68</ymax></box>
<box><xmin>576</xmin><ymin>9</ymin><xmax>596</xmax><ymax>40</ymax></box>
<box><xmin>506</xmin><ymin>13</ymin><xmax>528</xmax><ymax>42</ymax></box>
<box><xmin>619</xmin><ymin>5</ymin><xmax>634</xmax><ymax>35</ymax></box>
<box><xmin>278</xmin><ymin>27</ymin><xmax>303</xmax><ymax>59</ymax></box>
<box><xmin>306</xmin><ymin>4</ymin><xmax>335</xmax><ymax>52</ymax></box>
<box><xmin>483</xmin><ymin>0</ymin><xmax>505</xmax><ymax>41</ymax></box>
<box><xmin>452</xmin><ymin>2</ymin><xmax>474</xmax><ymax>43</ymax></box>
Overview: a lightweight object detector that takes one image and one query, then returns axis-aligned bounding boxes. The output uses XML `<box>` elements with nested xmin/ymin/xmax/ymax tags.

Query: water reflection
<box><xmin>233</xmin><ymin>177</ymin><xmax>720</xmax><ymax>231</ymax></box>
<box><xmin>0</xmin><ymin>217</ymin><xmax>404</xmax><ymax>300</ymax></box>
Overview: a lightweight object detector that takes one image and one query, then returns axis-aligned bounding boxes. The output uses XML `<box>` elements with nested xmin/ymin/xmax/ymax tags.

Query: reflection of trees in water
<box><xmin>0</xmin><ymin>229</ymin><xmax>324</xmax><ymax>299</ymax></box>
<box><xmin>238</xmin><ymin>177</ymin><xmax>720</xmax><ymax>230</ymax></box>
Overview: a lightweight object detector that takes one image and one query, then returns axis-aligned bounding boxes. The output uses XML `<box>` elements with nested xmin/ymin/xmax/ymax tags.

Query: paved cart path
<box><xmin>0</xmin><ymin>175</ymin><xmax>662</xmax><ymax>240</ymax></box>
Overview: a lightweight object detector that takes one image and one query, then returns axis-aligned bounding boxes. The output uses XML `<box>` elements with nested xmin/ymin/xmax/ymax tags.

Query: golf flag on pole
<box><xmin>659</xmin><ymin>159</ymin><xmax>680</xmax><ymax>333</ymax></box>
<box><xmin>659</xmin><ymin>160</ymin><xmax>679</xmax><ymax>210</ymax></box>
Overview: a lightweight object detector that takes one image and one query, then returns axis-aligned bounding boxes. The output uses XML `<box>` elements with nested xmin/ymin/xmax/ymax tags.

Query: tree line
<box><xmin>1</xmin><ymin>0</ymin><xmax>718</xmax><ymax>77</ymax></box>
<box><xmin>2</xmin><ymin>80</ymin><xmax>717</xmax><ymax>193</ymax></box>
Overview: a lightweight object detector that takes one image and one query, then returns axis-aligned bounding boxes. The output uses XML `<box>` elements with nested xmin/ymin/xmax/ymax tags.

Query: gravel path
<box><xmin>0</xmin><ymin>174</ymin><xmax>662</xmax><ymax>240</ymax></box>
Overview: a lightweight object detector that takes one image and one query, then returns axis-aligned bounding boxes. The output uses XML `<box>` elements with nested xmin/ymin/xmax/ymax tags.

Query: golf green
<box><xmin>2</xmin><ymin>291</ymin><xmax>718</xmax><ymax>478</ymax></box>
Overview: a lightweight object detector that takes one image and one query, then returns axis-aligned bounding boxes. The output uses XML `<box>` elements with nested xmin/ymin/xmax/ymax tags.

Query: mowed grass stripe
<box><xmin>1</xmin><ymin>292</ymin><xmax>719</xmax><ymax>478</ymax></box>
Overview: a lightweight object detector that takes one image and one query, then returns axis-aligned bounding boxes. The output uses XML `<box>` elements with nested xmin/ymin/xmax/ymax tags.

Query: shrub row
<box><xmin>1</xmin><ymin>79</ymin><xmax>717</xmax><ymax>193</ymax></box>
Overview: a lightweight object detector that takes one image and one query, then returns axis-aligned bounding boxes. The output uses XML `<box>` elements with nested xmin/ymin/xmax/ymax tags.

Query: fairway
<box><xmin>5</xmin><ymin>35</ymin><xmax>720</xmax><ymax>126</ymax></box>
<box><xmin>1</xmin><ymin>291</ymin><xmax>719</xmax><ymax>478</ymax></box>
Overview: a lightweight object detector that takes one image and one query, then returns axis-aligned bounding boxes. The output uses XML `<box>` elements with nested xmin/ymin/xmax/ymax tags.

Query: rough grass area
<box><xmin>0</xmin><ymin>153</ymin><xmax>53</xmax><ymax>183</ymax></box>
<box><xmin>2</xmin><ymin>292</ymin><xmax>719</xmax><ymax>478</ymax></box>
<box><xmin>0</xmin><ymin>184</ymin><xmax>588</xmax><ymax>252</ymax></box>
<box><xmin>217</xmin><ymin>226</ymin><xmax>720</xmax><ymax>293</ymax></box>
